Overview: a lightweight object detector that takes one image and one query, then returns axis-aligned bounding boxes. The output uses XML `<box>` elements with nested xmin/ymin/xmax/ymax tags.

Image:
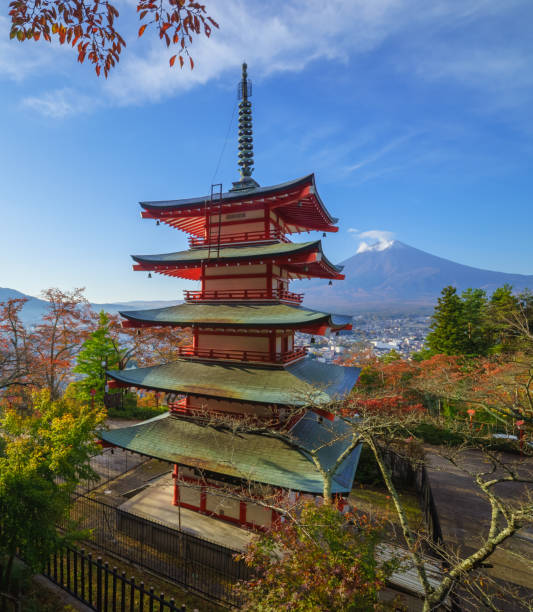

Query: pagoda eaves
<box><xmin>131</xmin><ymin>240</ymin><xmax>344</xmax><ymax>281</ymax></box>
<box><xmin>99</xmin><ymin>412</ymin><xmax>361</xmax><ymax>494</ymax></box>
<box><xmin>119</xmin><ymin>302</ymin><xmax>352</xmax><ymax>334</ymax></box>
<box><xmin>140</xmin><ymin>174</ymin><xmax>338</xmax><ymax>236</ymax></box>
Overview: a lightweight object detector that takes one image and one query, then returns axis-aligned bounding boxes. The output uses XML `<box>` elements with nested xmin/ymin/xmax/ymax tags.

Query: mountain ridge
<box><xmin>301</xmin><ymin>240</ymin><xmax>533</xmax><ymax>314</ymax></box>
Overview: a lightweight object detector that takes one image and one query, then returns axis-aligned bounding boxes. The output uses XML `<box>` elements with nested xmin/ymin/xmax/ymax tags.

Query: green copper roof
<box><xmin>107</xmin><ymin>358</ymin><xmax>360</xmax><ymax>406</ymax></box>
<box><xmin>132</xmin><ymin>240</ymin><xmax>342</xmax><ymax>271</ymax></box>
<box><xmin>99</xmin><ymin>412</ymin><xmax>361</xmax><ymax>494</ymax></box>
<box><xmin>120</xmin><ymin>302</ymin><xmax>350</xmax><ymax>329</ymax></box>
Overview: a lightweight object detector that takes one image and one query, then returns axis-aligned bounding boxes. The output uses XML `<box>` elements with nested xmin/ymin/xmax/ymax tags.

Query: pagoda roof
<box><xmin>140</xmin><ymin>174</ymin><xmax>338</xmax><ymax>236</ymax></box>
<box><xmin>99</xmin><ymin>412</ymin><xmax>361</xmax><ymax>494</ymax></box>
<box><xmin>131</xmin><ymin>240</ymin><xmax>344</xmax><ymax>281</ymax></box>
<box><xmin>120</xmin><ymin>302</ymin><xmax>352</xmax><ymax>333</ymax></box>
<box><xmin>107</xmin><ymin>358</ymin><xmax>360</xmax><ymax>406</ymax></box>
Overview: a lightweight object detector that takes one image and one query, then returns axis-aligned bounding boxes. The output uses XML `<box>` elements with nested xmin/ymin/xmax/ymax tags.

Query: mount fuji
<box><xmin>302</xmin><ymin>241</ymin><xmax>533</xmax><ymax>314</ymax></box>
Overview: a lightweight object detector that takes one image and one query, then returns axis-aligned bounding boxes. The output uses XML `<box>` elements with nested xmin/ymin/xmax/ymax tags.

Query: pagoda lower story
<box><xmin>100</xmin><ymin>65</ymin><xmax>361</xmax><ymax>532</ymax></box>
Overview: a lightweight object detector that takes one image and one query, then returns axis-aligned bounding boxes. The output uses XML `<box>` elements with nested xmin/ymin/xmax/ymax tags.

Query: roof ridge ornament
<box><xmin>231</xmin><ymin>62</ymin><xmax>260</xmax><ymax>192</ymax></box>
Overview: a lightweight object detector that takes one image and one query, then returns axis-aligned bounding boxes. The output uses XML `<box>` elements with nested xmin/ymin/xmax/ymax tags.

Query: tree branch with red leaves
<box><xmin>8</xmin><ymin>0</ymin><xmax>218</xmax><ymax>77</ymax></box>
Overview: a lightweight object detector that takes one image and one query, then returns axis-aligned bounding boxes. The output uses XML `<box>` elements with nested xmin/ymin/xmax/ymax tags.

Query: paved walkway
<box><xmin>119</xmin><ymin>474</ymin><xmax>255</xmax><ymax>552</ymax></box>
<box><xmin>425</xmin><ymin>448</ymin><xmax>533</xmax><ymax>596</ymax></box>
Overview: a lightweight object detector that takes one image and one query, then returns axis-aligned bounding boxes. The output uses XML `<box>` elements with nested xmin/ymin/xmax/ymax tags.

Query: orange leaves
<box><xmin>9</xmin><ymin>0</ymin><xmax>218</xmax><ymax>75</ymax></box>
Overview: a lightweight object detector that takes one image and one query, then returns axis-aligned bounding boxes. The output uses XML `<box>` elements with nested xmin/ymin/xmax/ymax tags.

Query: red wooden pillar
<box><xmin>200</xmin><ymin>263</ymin><xmax>205</xmax><ymax>293</ymax></box>
<box><xmin>266</xmin><ymin>262</ymin><xmax>273</xmax><ymax>298</ymax></box>
<box><xmin>200</xmin><ymin>487</ymin><xmax>207</xmax><ymax>513</ymax></box>
<box><xmin>269</xmin><ymin>330</ymin><xmax>275</xmax><ymax>361</ymax></box>
<box><xmin>239</xmin><ymin>501</ymin><xmax>247</xmax><ymax>526</ymax></box>
<box><xmin>172</xmin><ymin>464</ymin><xmax>180</xmax><ymax>506</ymax></box>
<box><xmin>192</xmin><ymin>327</ymin><xmax>199</xmax><ymax>350</ymax></box>
<box><xmin>264</xmin><ymin>207</ymin><xmax>269</xmax><ymax>238</ymax></box>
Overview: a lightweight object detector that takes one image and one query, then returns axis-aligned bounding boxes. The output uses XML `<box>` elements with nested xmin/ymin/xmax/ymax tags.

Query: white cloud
<box><xmin>22</xmin><ymin>88</ymin><xmax>99</xmax><ymax>118</ymax></box>
<box><xmin>352</xmin><ymin>229</ymin><xmax>395</xmax><ymax>253</ymax></box>
<box><xmin>5</xmin><ymin>0</ymin><xmax>532</xmax><ymax>115</ymax></box>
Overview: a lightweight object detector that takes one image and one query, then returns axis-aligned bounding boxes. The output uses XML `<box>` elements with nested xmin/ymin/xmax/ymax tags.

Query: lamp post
<box><xmin>102</xmin><ymin>359</ymin><xmax>108</xmax><ymax>406</ymax></box>
<box><xmin>516</xmin><ymin>420</ymin><xmax>525</xmax><ymax>454</ymax></box>
<box><xmin>467</xmin><ymin>408</ymin><xmax>476</xmax><ymax>430</ymax></box>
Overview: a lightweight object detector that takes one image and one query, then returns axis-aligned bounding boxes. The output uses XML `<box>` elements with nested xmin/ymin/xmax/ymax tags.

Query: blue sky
<box><xmin>1</xmin><ymin>0</ymin><xmax>532</xmax><ymax>302</ymax></box>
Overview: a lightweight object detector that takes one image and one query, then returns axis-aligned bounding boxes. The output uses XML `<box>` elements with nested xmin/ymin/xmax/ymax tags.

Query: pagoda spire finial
<box><xmin>231</xmin><ymin>62</ymin><xmax>259</xmax><ymax>191</ymax></box>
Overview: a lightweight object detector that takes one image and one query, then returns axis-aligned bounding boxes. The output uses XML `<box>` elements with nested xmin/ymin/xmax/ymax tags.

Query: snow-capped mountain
<box><xmin>302</xmin><ymin>241</ymin><xmax>533</xmax><ymax>314</ymax></box>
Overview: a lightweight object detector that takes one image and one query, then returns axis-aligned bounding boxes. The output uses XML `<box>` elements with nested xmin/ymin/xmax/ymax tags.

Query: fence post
<box><xmin>96</xmin><ymin>557</ymin><xmax>103</xmax><ymax>611</ymax></box>
<box><xmin>104</xmin><ymin>561</ymin><xmax>110</xmax><ymax>611</ymax></box>
<box><xmin>148</xmin><ymin>586</ymin><xmax>155</xmax><ymax>612</ymax></box>
<box><xmin>112</xmin><ymin>567</ymin><xmax>118</xmax><ymax>612</ymax></box>
<box><xmin>129</xmin><ymin>577</ymin><xmax>135</xmax><ymax>612</ymax></box>
<box><xmin>81</xmin><ymin>549</ymin><xmax>86</xmax><ymax>602</ymax></box>
<box><xmin>66</xmin><ymin>548</ymin><xmax>71</xmax><ymax>593</ymax></box>
<box><xmin>88</xmin><ymin>552</ymin><xmax>93</xmax><ymax>608</ymax></box>
<box><xmin>139</xmin><ymin>581</ymin><xmax>145</xmax><ymax>612</ymax></box>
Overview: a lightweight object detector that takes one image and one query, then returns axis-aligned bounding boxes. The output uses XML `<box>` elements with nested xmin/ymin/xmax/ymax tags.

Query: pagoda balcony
<box><xmin>189</xmin><ymin>229</ymin><xmax>290</xmax><ymax>248</ymax></box>
<box><xmin>183</xmin><ymin>288</ymin><xmax>304</xmax><ymax>304</ymax></box>
<box><xmin>177</xmin><ymin>345</ymin><xmax>307</xmax><ymax>365</ymax></box>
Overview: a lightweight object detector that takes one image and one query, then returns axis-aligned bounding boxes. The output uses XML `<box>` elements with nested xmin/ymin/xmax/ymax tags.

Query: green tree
<box><xmin>0</xmin><ymin>390</ymin><xmax>104</xmax><ymax>595</ymax></box>
<box><xmin>426</xmin><ymin>286</ymin><xmax>466</xmax><ymax>355</ymax></box>
<box><xmin>460</xmin><ymin>288</ymin><xmax>489</xmax><ymax>355</ymax></box>
<box><xmin>380</xmin><ymin>348</ymin><xmax>403</xmax><ymax>363</ymax></box>
<box><xmin>74</xmin><ymin>311</ymin><xmax>120</xmax><ymax>404</ymax></box>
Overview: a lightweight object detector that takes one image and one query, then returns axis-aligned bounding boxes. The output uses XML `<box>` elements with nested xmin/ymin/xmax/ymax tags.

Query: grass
<box><xmin>46</xmin><ymin>544</ymin><xmax>226</xmax><ymax>611</ymax></box>
<box><xmin>106</xmin><ymin>403</ymin><xmax>168</xmax><ymax>420</ymax></box>
<box><xmin>349</xmin><ymin>484</ymin><xmax>424</xmax><ymax>530</ymax></box>
<box><xmin>2</xmin><ymin>559</ymin><xmax>78</xmax><ymax>612</ymax></box>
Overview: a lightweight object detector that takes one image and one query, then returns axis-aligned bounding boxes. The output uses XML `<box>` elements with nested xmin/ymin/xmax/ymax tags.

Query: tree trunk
<box><xmin>366</xmin><ymin>436</ymin><xmax>433</xmax><ymax>600</ymax></box>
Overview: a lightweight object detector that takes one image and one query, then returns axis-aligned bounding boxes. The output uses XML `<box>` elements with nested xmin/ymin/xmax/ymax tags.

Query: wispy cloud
<box><xmin>343</xmin><ymin>133</ymin><xmax>417</xmax><ymax>174</ymax></box>
<box><xmin>5</xmin><ymin>0</ymin><xmax>532</xmax><ymax>116</ymax></box>
<box><xmin>0</xmin><ymin>17</ymin><xmax>59</xmax><ymax>81</ymax></box>
<box><xmin>22</xmin><ymin>88</ymin><xmax>99</xmax><ymax>118</ymax></box>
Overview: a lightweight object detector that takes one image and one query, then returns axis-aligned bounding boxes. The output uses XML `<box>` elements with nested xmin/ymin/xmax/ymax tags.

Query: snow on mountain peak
<box><xmin>356</xmin><ymin>238</ymin><xmax>396</xmax><ymax>254</ymax></box>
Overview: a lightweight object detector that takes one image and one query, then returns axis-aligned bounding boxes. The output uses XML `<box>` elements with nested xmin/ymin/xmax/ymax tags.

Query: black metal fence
<box><xmin>380</xmin><ymin>446</ymin><xmax>443</xmax><ymax>549</ymax></box>
<box><xmin>415</xmin><ymin>464</ymin><xmax>444</xmax><ymax>547</ymax></box>
<box><xmin>43</xmin><ymin>546</ymin><xmax>189</xmax><ymax>611</ymax></box>
<box><xmin>63</xmin><ymin>495</ymin><xmax>250</xmax><ymax>607</ymax></box>
<box><xmin>0</xmin><ymin>592</ymin><xmax>21</xmax><ymax>612</ymax></box>
<box><xmin>77</xmin><ymin>449</ymin><xmax>147</xmax><ymax>496</ymax></box>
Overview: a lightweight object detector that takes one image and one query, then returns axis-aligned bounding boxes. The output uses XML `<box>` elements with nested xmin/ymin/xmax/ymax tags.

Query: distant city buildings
<box><xmin>296</xmin><ymin>314</ymin><xmax>431</xmax><ymax>362</ymax></box>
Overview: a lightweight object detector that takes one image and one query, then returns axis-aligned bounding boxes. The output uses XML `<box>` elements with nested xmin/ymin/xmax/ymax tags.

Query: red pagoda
<box><xmin>101</xmin><ymin>64</ymin><xmax>361</xmax><ymax>531</ymax></box>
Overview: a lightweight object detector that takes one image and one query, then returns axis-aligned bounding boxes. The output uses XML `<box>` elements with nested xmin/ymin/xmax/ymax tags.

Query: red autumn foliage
<box><xmin>8</xmin><ymin>0</ymin><xmax>218</xmax><ymax>77</ymax></box>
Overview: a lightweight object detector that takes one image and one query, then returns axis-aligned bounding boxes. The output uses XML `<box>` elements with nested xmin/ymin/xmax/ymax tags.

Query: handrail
<box><xmin>177</xmin><ymin>345</ymin><xmax>307</xmax><ymax>364</ymax></box>
<box><xmin>189</xmin><ymin>229</ymin><xmax>290</xmax><ymax>248</ymax></box>
<box><xmin>184</xmin><ymin>288</ymin><xmax>303</xmax><ymax>304</ymax></box>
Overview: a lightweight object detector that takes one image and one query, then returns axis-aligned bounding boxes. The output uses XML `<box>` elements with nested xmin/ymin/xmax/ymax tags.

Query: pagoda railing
<box><xmin>178</xmin><ymin>345</ymin><xmax>307</xmax><ymax>364</ymax></box>
<box><xmin>183</xmin><ymin>288</ymin><xmax>303</xmax><ymax>304</ymax></box>
<box><xmin>189</xmin><ymin>229</ymin><xmax>290</xmax><ymax>248</ymax></box>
